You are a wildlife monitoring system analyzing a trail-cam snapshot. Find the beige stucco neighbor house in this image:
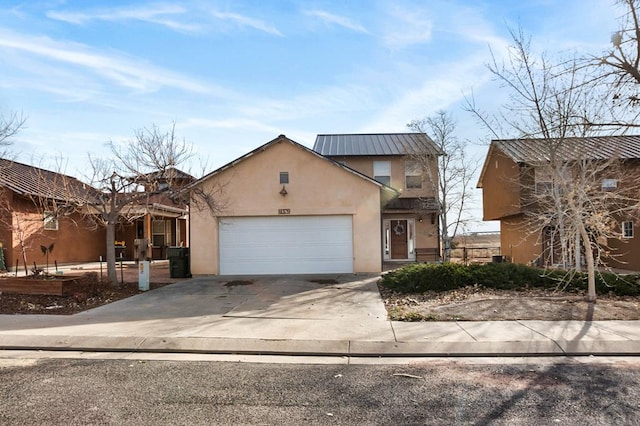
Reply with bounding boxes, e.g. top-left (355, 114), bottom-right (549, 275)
top-left (188, 135), bottom-right (398, 275)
